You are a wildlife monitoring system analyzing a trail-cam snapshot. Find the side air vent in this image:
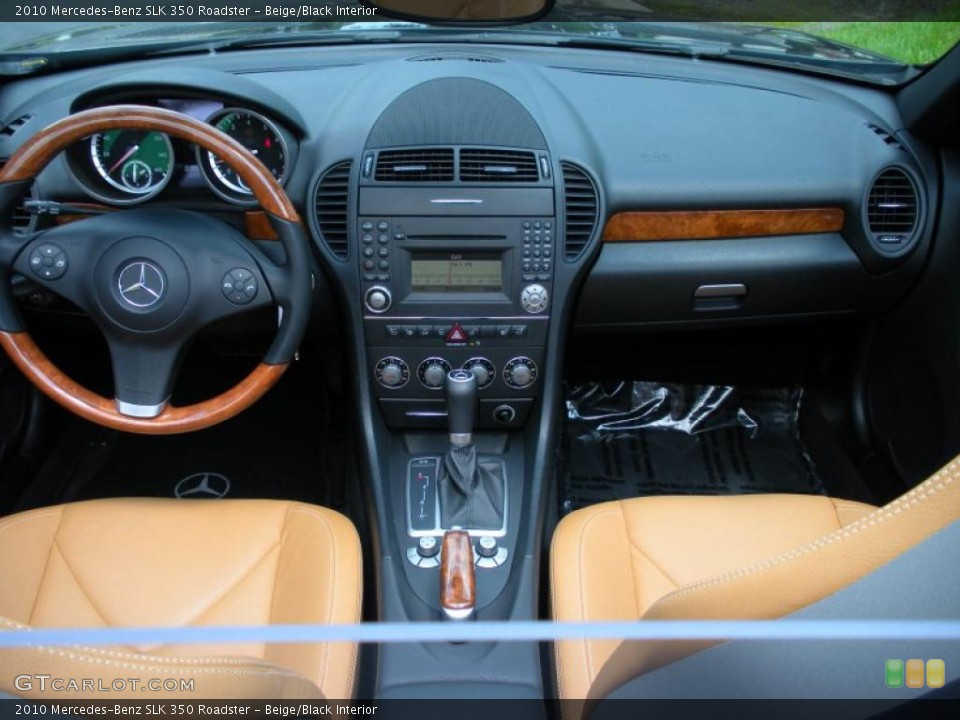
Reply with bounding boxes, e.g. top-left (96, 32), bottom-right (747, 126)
top-left (11, 194), bottom-right (33, 234)
top-left (561, 162), bottom-right (599, 261)
top-left (375, 149), bottom-right (454, 182)
top-left (313, 161), bottom-right (352, 260)
top-left (0, 114), bottom-right (32, 138)
top-left (460, 149), bottom-right (539, 182)
top-left (866, 123), bottom-right (903, 151)
top-left (866, 167), bottom-right (919, 249)
top-left (406, 53), bottom-right (503, 63)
